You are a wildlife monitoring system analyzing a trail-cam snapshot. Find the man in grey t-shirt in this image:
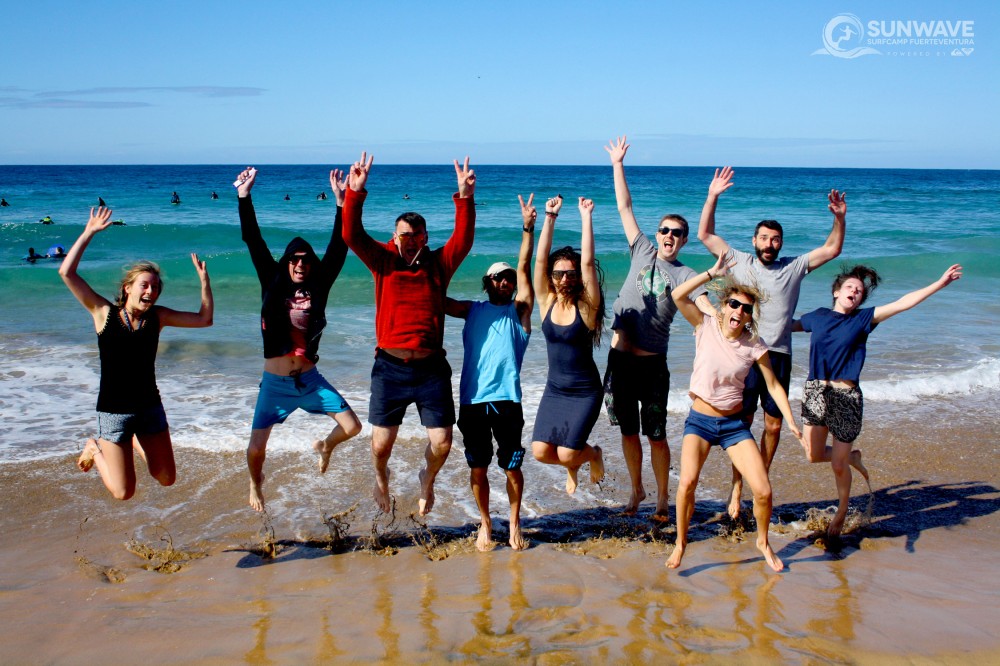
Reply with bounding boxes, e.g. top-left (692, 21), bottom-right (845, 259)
top-left (603, 136), bottom-right (710, 520)
top-left (698, 166), bottom-right (846, 520)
